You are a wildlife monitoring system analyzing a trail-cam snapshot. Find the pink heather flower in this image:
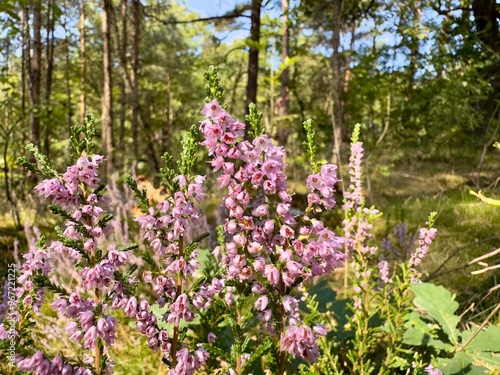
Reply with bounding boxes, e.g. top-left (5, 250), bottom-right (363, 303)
top-left (166, 293), bottom-right (194, 325)
top-left (207, 332), bottom-right (217, 344)
top-left (264, 265), bottom-right (280, 286)
top-left (262, 159), bottom-right (282, 180)
top-left (280, 225), bottom-right (295, 239)
top-left (263, 180), bottom-right (277, 194)
top-left (252, 135), bottom-right (273, 153)
top-left (282, 296), bottom-right (299, 314)
top-left (201, 99), bottom-right (223, 118)
top-left (306, 174), bottom-right (322, 190)
top-left (313, 324), bottom-right (327, 336)
top-left (425, 365), bottom-right (443, 375)
top-left (280, 325), bottom-right (319, 362)
top-left (354, 297), bottom-right (362, 310)
top-left (255, 295), bottom-right (269, 311)
top-left (83, 326), bottom-right (97, 349)
top-left (124, 296), bottom-right (138, 317)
